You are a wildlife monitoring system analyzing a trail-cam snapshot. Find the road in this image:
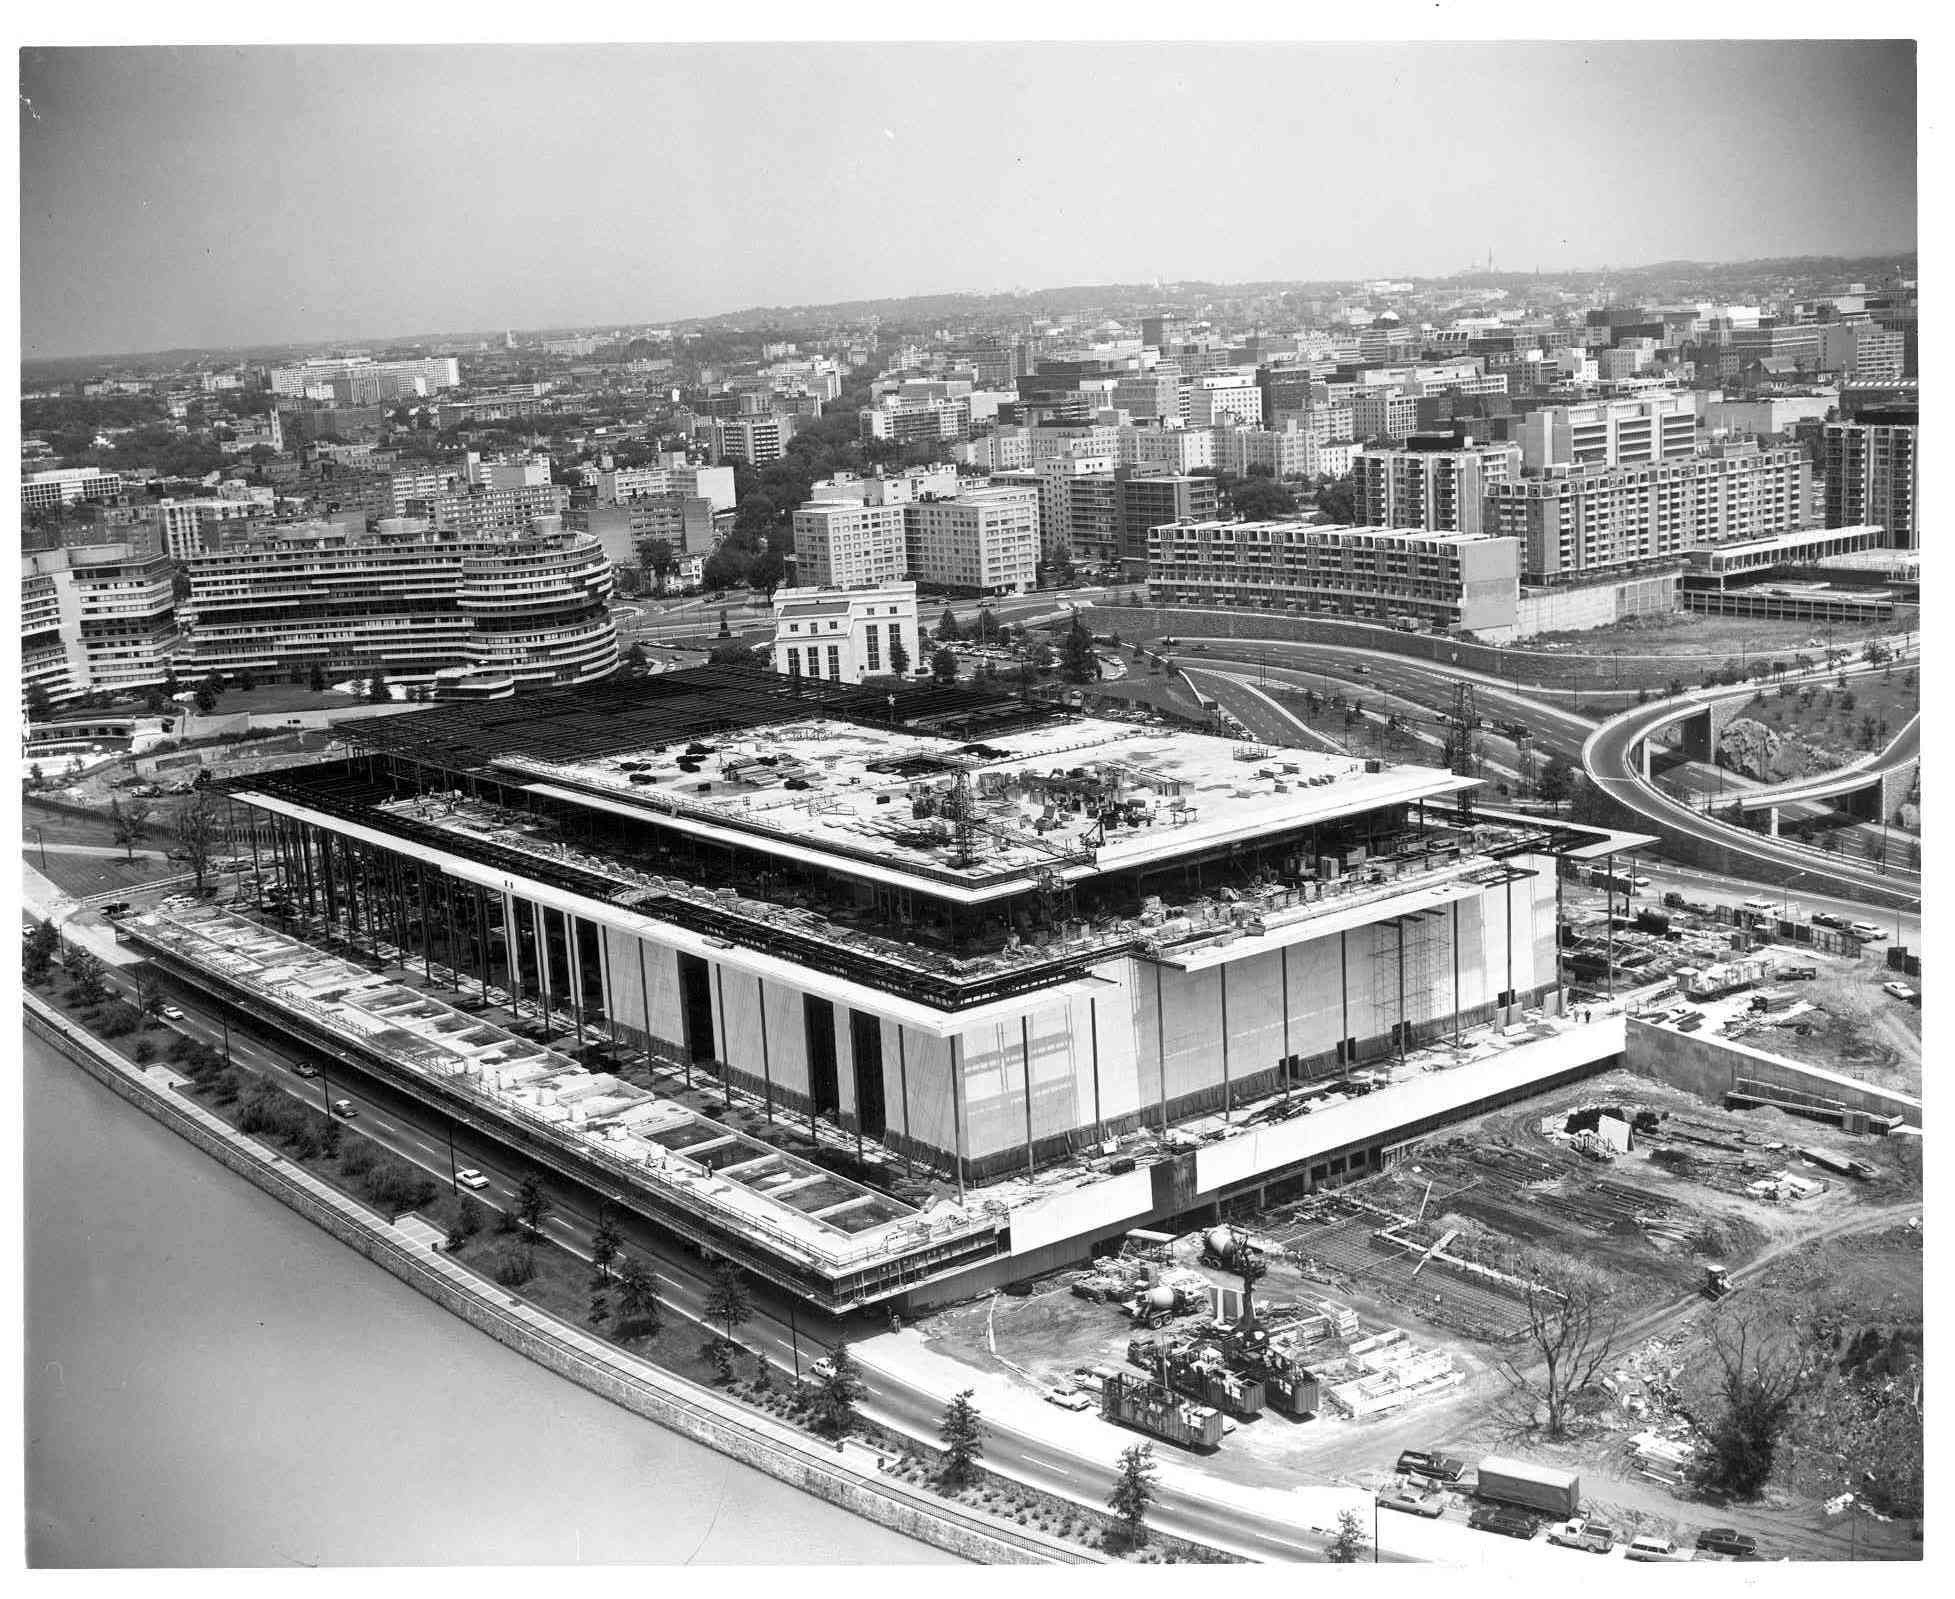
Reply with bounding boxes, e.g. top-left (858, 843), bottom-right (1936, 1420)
top-left (1582, 675), bottom-right (1920, 912)
top-left (1722, 713), bottom-right (1920, 813)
